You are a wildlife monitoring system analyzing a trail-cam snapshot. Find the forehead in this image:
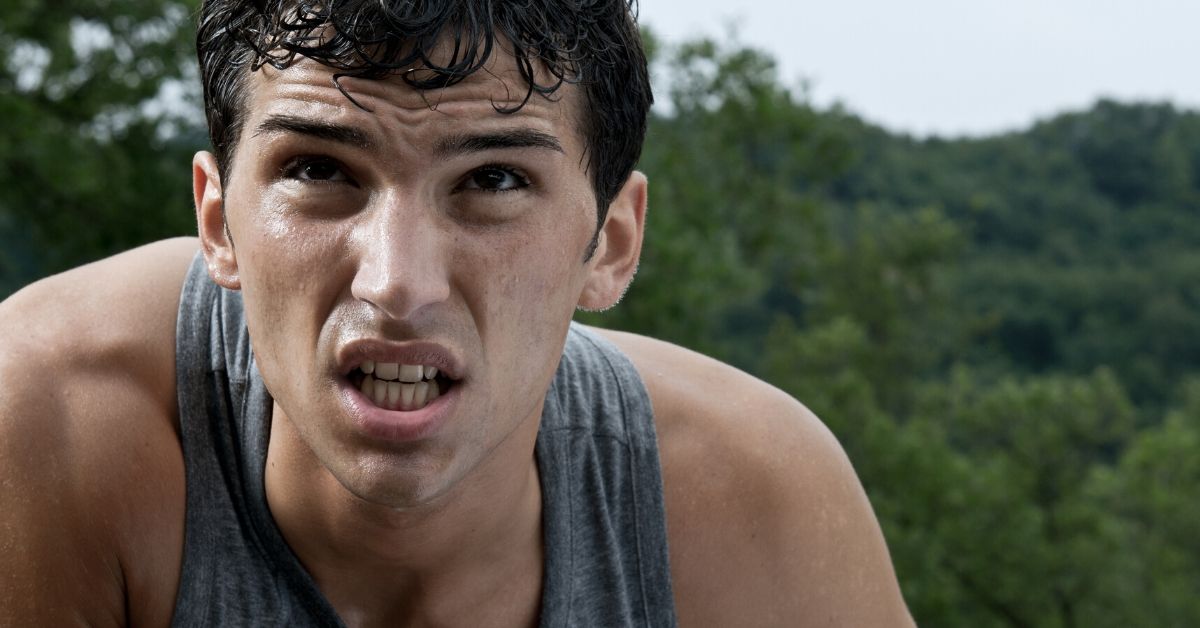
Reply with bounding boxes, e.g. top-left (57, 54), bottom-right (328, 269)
top-left (240, 48), bottom-right (585, 150)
